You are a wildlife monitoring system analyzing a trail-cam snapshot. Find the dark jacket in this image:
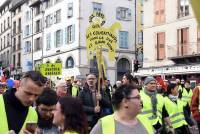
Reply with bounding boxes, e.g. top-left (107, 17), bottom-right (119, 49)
top-left (78, 87), bottom-right (111, 128)
top-left (3, 88), bottom-right (29, 133)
